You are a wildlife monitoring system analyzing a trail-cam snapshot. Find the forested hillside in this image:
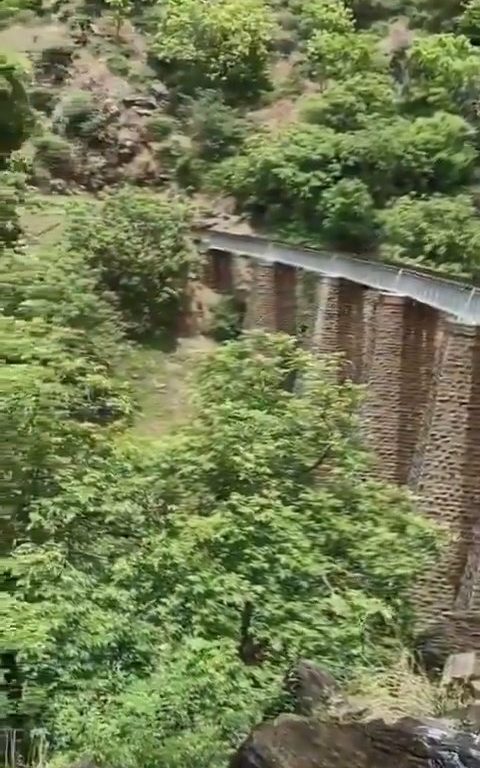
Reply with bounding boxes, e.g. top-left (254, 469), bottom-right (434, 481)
top-left (0, 1), bottom-right (473, 766)
top-left (3, 0), bottom-right (480, 273)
